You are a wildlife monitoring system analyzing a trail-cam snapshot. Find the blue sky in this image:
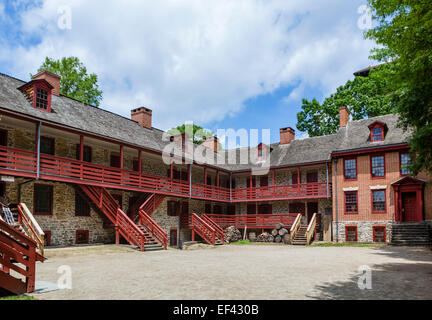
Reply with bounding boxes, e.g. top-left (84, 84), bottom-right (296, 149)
top-left (0, 0), bottom-right (376, 146)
